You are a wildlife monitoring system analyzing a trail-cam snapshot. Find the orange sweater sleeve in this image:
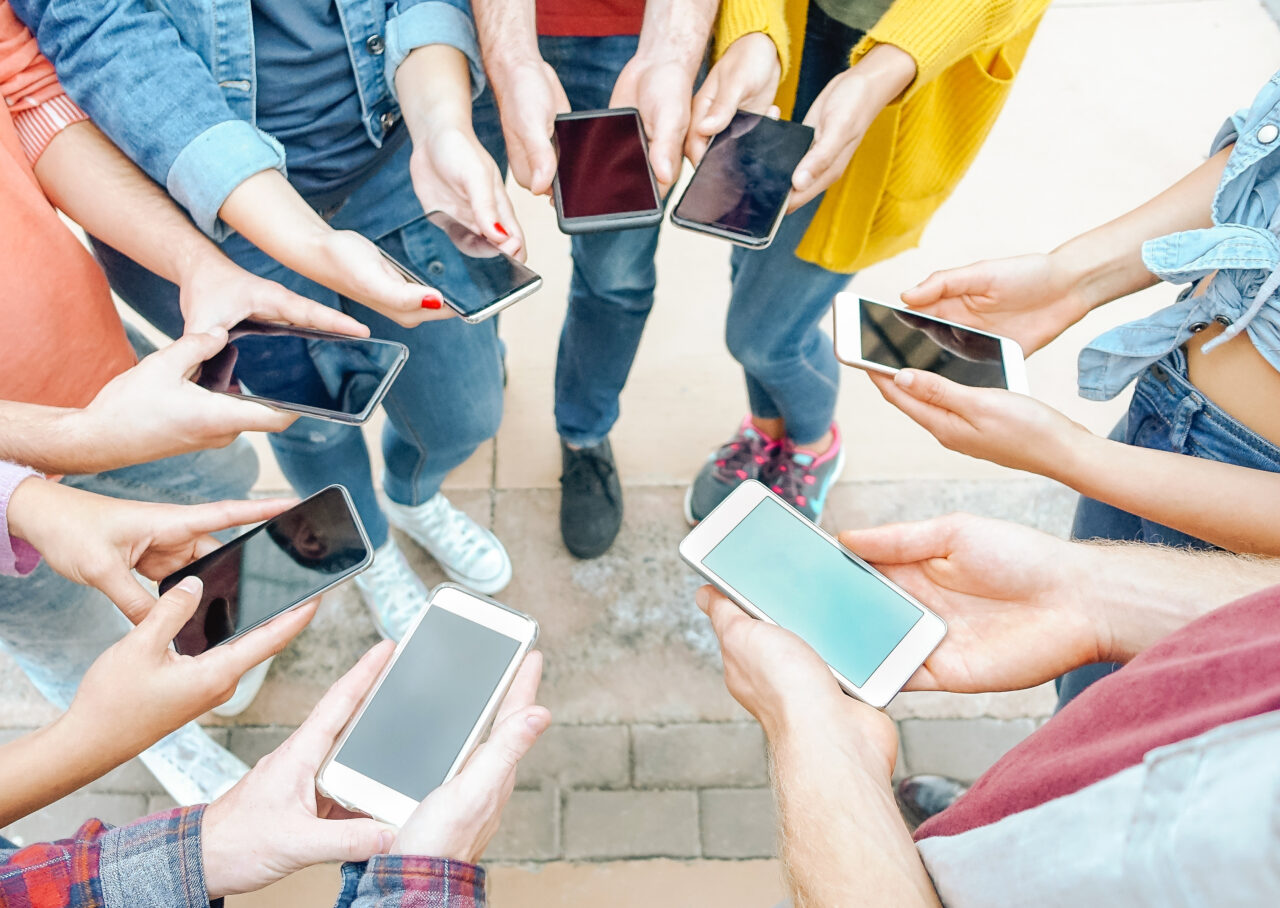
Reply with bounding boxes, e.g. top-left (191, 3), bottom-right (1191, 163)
top-left (0, 0), bottom-right (87, 162)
